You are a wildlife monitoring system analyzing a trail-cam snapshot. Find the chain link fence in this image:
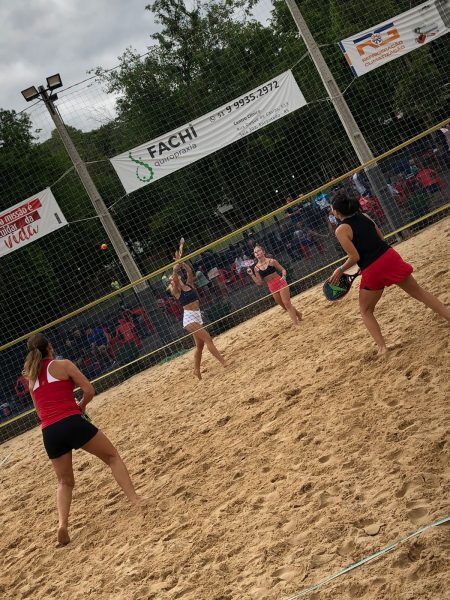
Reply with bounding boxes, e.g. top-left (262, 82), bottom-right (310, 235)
top-left (1, 0), bottom-right (449, 441)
